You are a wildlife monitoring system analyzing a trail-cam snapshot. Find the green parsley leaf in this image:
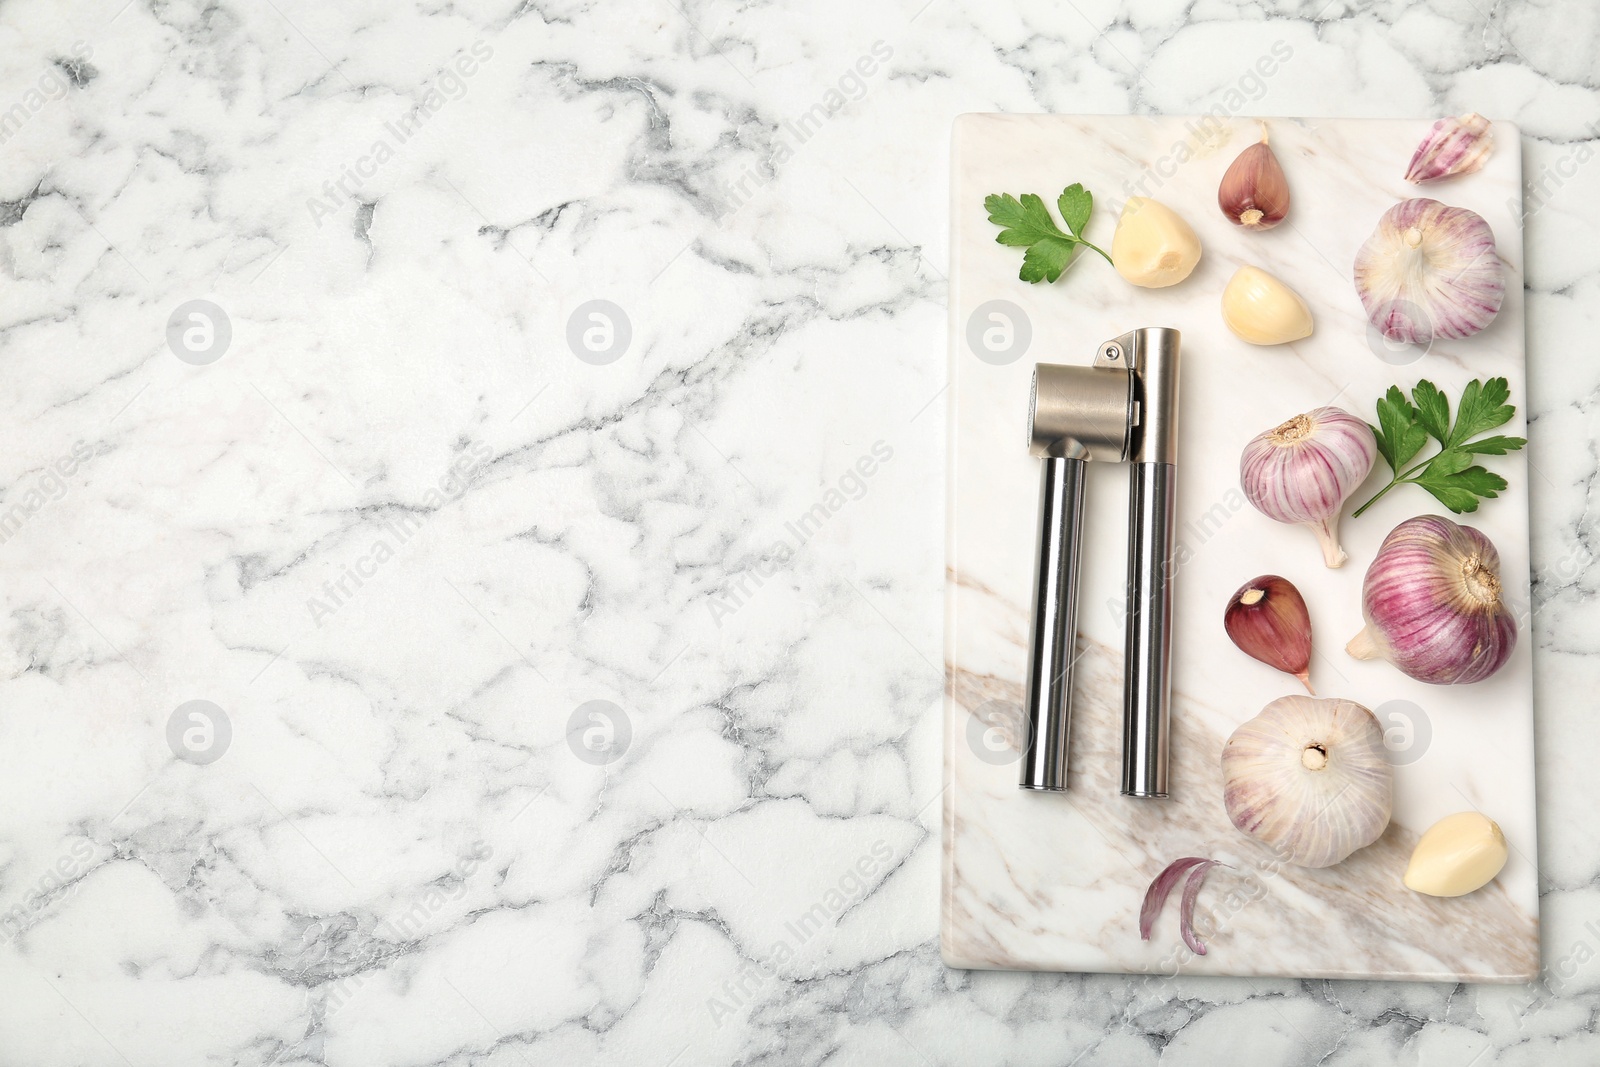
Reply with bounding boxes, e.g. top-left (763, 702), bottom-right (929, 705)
top-left (1019, 237), bottom-right (1078, 283)
top-left (1421, 449), bottom-right (1473, 478)
top-left (1414, 465), bottom-right (1508, 513)
top-left (1371, 386), bottom-right (1428, 471)
top-left (1353, 377), bottom-right (1527, 518)
top-left (1411, 380), bottom-right (1450, 444)
top-left (1449, 376), bottom-right (1516, 447)
top-left (985, 193), bottom-right (1065, 247)
top-left (1057, 183), bottom-right (1092, 236)
top-left (983, 185), bottom-right (1113, 283)
top-left (1458, 434), bottom-right (1528, 456)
